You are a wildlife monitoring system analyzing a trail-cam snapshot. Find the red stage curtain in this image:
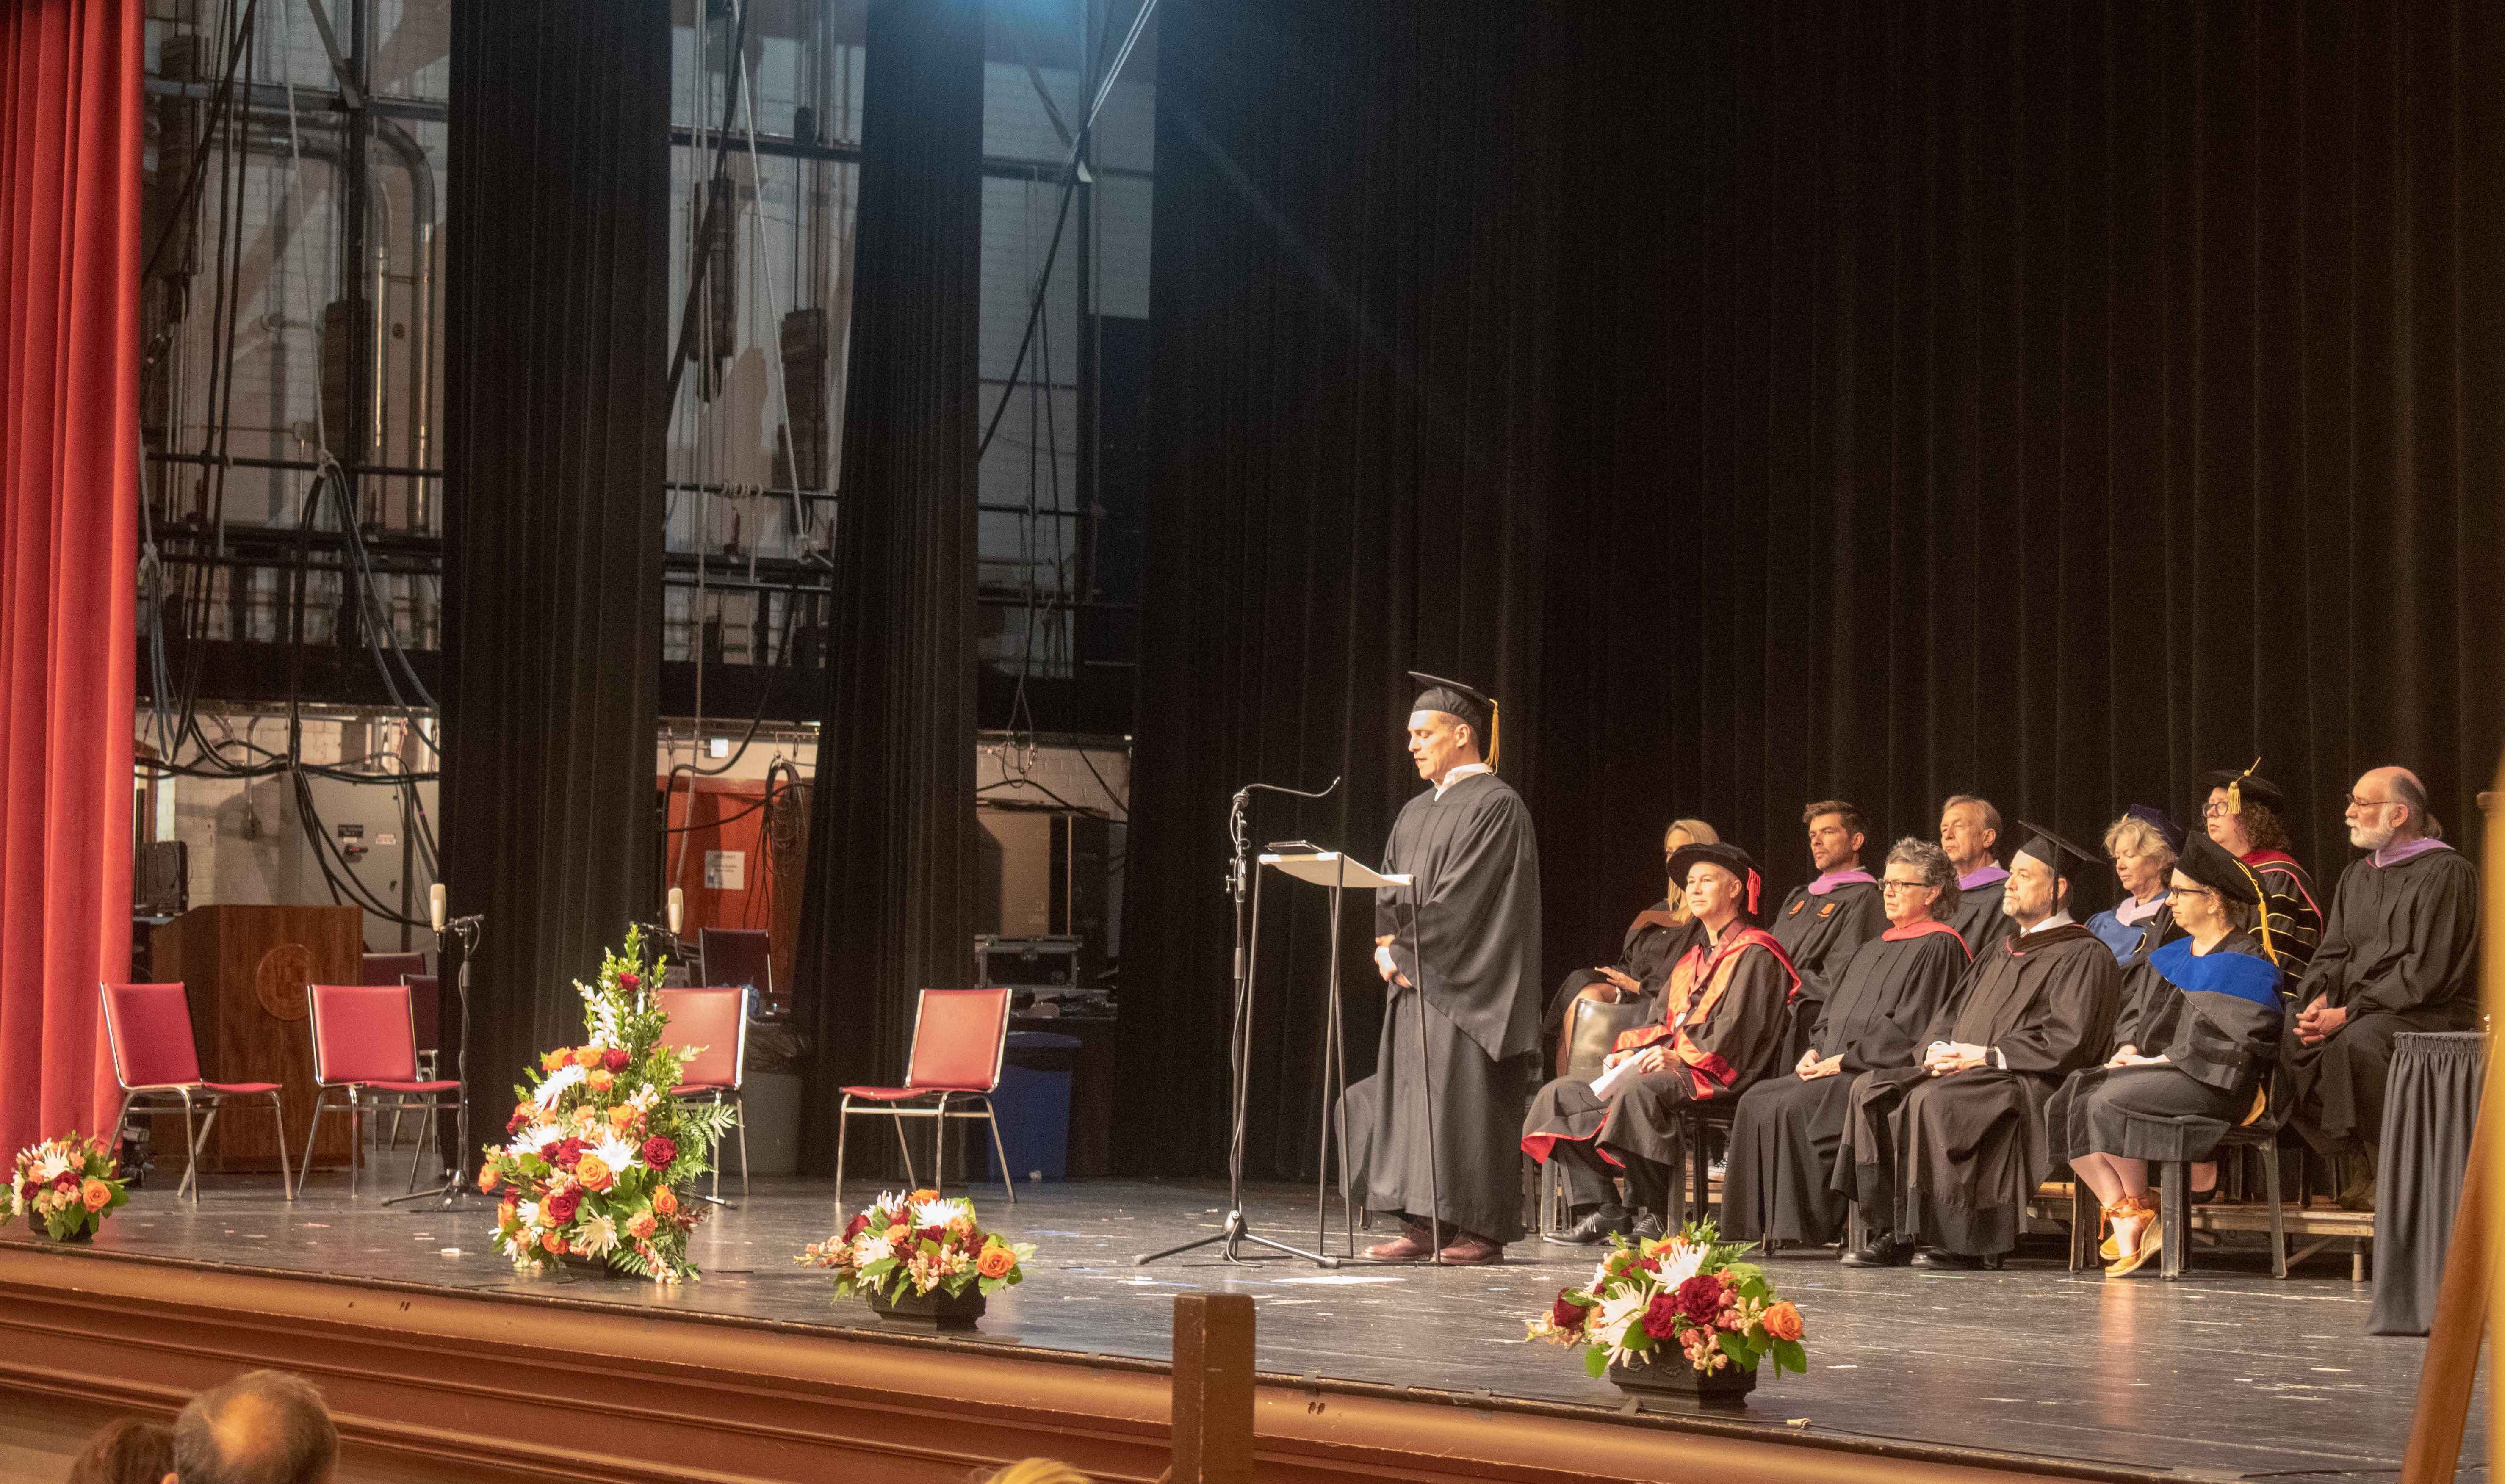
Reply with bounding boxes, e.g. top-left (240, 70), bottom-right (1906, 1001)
top-left (0, 0), bottom-right (142, 1156)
